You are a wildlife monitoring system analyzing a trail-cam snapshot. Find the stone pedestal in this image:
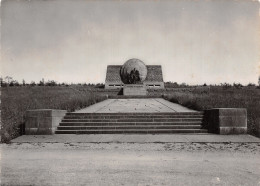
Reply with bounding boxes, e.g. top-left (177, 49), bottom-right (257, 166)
top-left (204, 108), bottom-right (247, 134)
top-left (25, 109), bottom-right (67, 135)
top-left (123, 84), bottom-right (147, 96)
